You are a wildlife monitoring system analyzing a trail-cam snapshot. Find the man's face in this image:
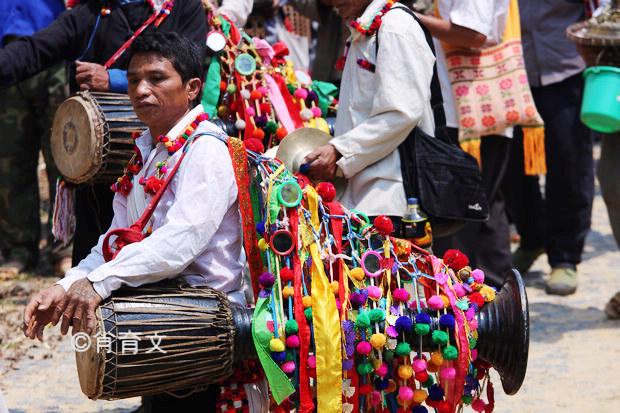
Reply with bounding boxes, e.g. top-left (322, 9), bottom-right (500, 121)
top-left (333, 0), bottom-right (371, 21)
top-left (127, 52), bottom-right (200, 133)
